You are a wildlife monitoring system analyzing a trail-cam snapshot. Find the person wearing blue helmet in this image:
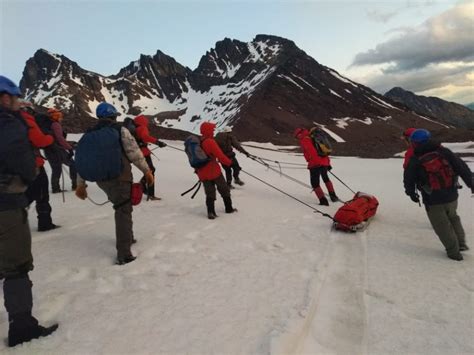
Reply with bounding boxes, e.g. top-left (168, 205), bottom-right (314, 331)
top-left (0, 76), bottom-right (58, 346)
top-left (404, 128), bottom-right (473, 261)
top-left (75, 102), bottom-right (154, 265)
